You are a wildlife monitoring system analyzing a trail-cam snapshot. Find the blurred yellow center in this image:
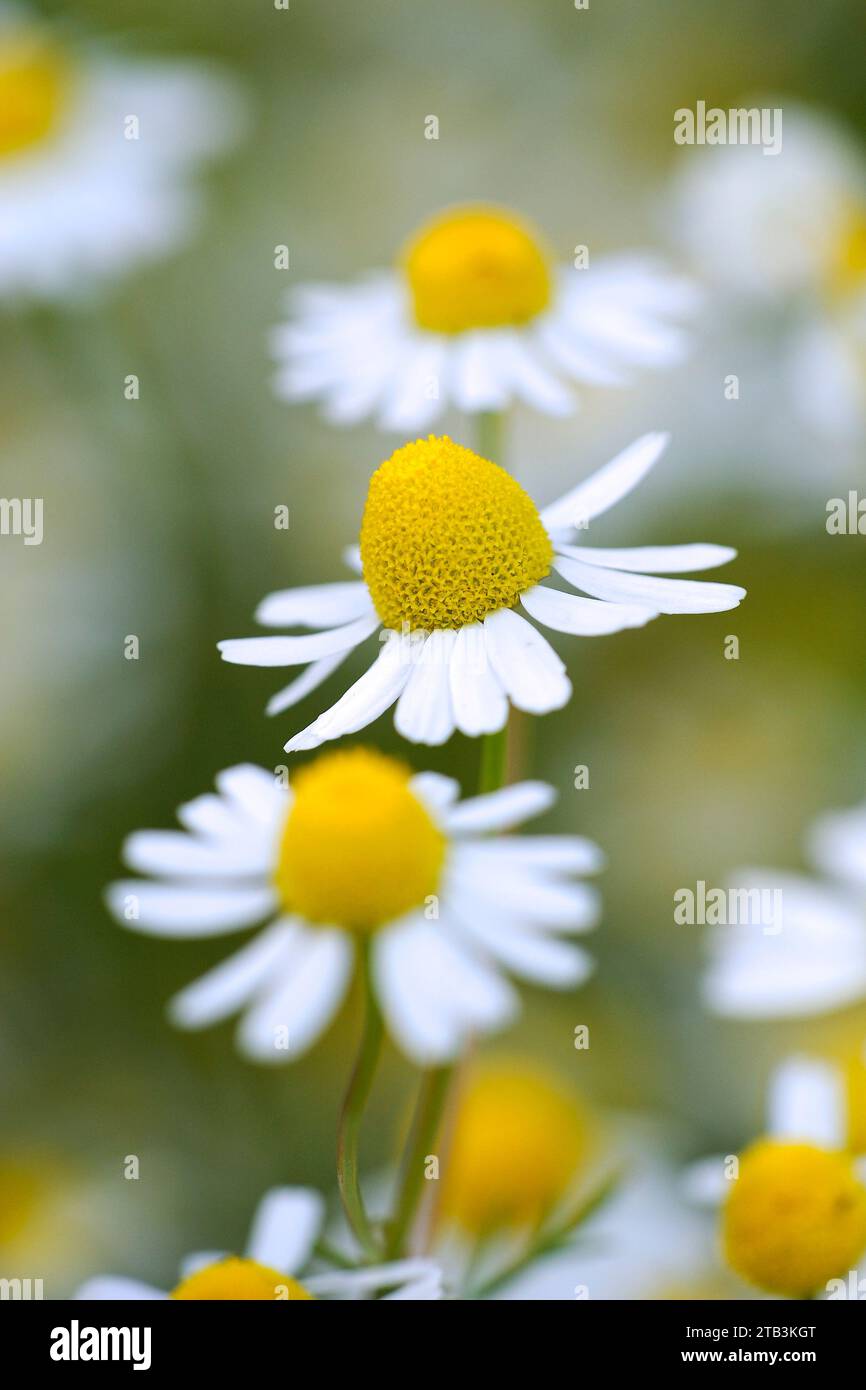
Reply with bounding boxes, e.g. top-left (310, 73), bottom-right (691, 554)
top-left (0, 1162), bottom-right (43, 1244)
top-left (439, 1063), bottom-right (588, 1233)
top-left (403, 206), bottom-right (552, 333)
top-left (172, 1256), bottom-right (312, 1300)
top-left (722, 1139), bottom-right (866, 1298)
top-left (275, 748), bottom-right (446, 930)
top-left (360, 437), bottom-right (552, 631)
top-left (0, 35), bottom-right (68, 159)
top-left (830, 208), bottom-right (866, 297)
